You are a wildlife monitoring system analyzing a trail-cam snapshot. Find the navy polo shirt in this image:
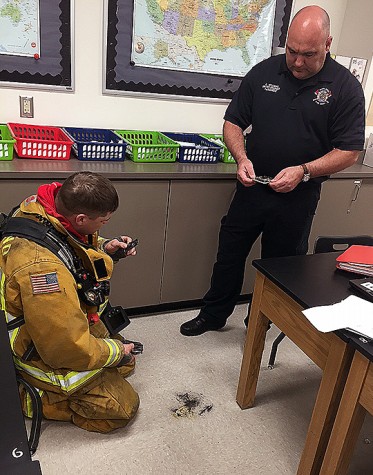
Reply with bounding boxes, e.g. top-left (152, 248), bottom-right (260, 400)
top-left (224, 53), bottom-right (365, 179)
